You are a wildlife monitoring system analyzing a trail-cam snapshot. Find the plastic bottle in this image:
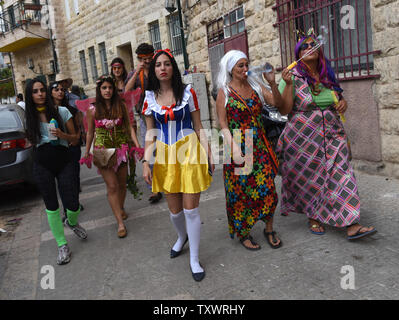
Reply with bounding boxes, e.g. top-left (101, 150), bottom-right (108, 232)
top-left (246, 62), bottom-right (274, 78)
top-left (49, 118), bottom-right (59, 145)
